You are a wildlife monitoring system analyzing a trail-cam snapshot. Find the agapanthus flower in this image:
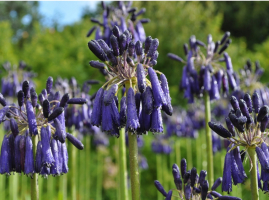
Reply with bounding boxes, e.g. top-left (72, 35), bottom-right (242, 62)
top-left (168, 32), bottom-right (238, 103)
top-left (88, 25), bottom-right (172, 136)
top-left (87, 1), bottom-right (150, 43)
top-left (0, 77), bottom-right (86, 178)
top-left (209, 92), bottom-right (269, 192)
top-left (1, 61), bottom-right (36, 100)
top-left (154, 158), bottom-right (241, 200)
